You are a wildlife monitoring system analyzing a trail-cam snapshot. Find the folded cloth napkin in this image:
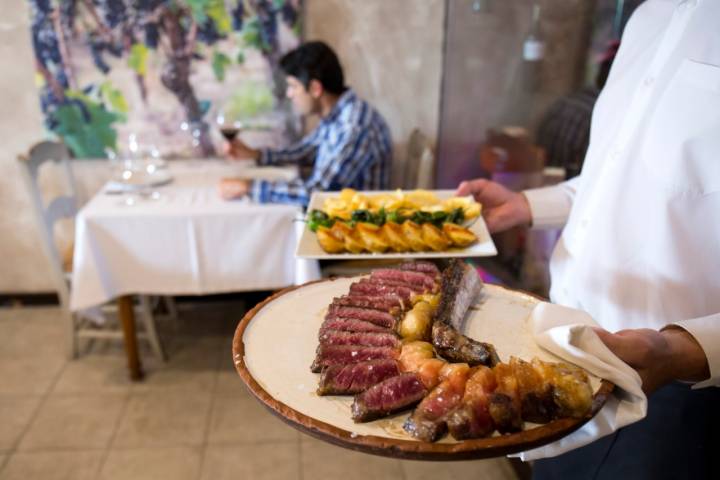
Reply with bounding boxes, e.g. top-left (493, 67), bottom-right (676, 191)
top-left (513, 302), bottom-right (647, 461)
